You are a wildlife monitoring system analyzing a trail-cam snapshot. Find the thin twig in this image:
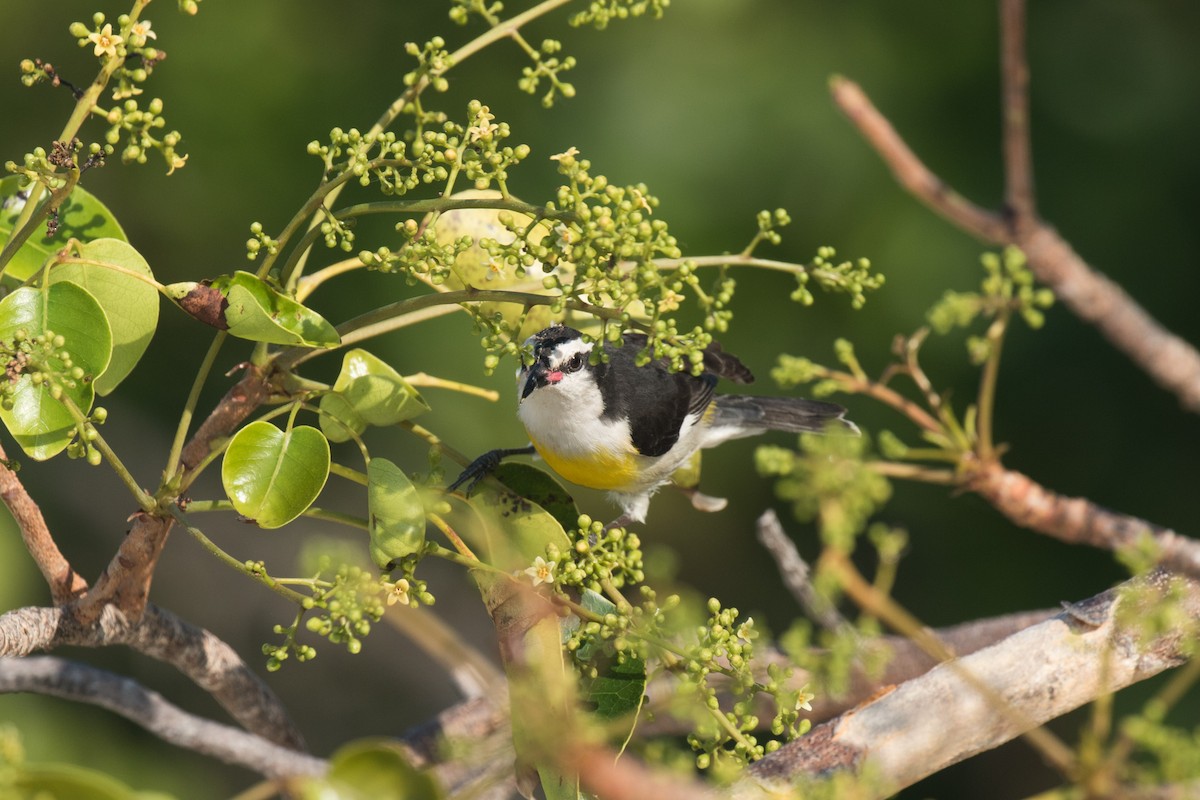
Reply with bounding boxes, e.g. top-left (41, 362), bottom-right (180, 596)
top-left (755, 510), bottom-right (848, 631)
top-left (999, 0), bottom-right (1036, 226)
